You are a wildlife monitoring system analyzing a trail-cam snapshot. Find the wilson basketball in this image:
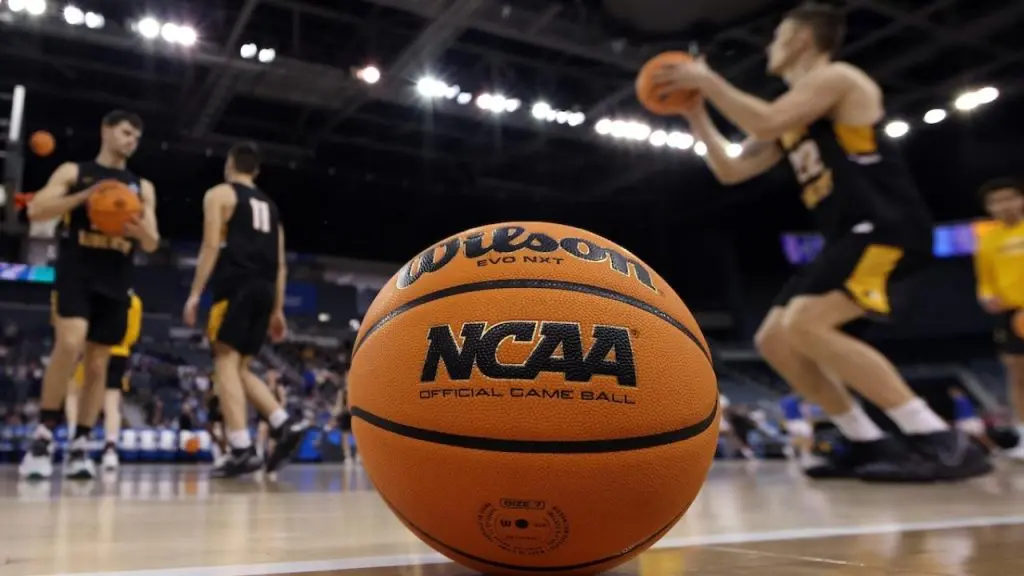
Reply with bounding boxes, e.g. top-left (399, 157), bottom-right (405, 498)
top-left (349, 222), bottom-right (719, 575)
top-left (635, 51), bottom-right (702, 116)
top-left (87, 179), bottom-right (142, 236)
top-left (29, 130), bottom-right (56, 157)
